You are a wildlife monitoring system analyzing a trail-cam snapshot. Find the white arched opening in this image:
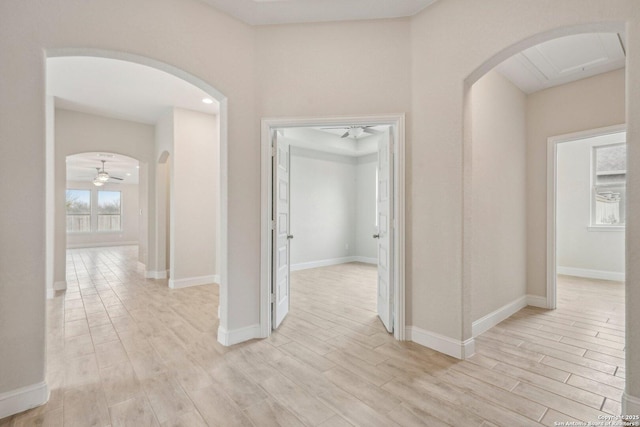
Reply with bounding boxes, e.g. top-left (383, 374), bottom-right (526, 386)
top-left (44, 49), bottom-right (228, 342)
